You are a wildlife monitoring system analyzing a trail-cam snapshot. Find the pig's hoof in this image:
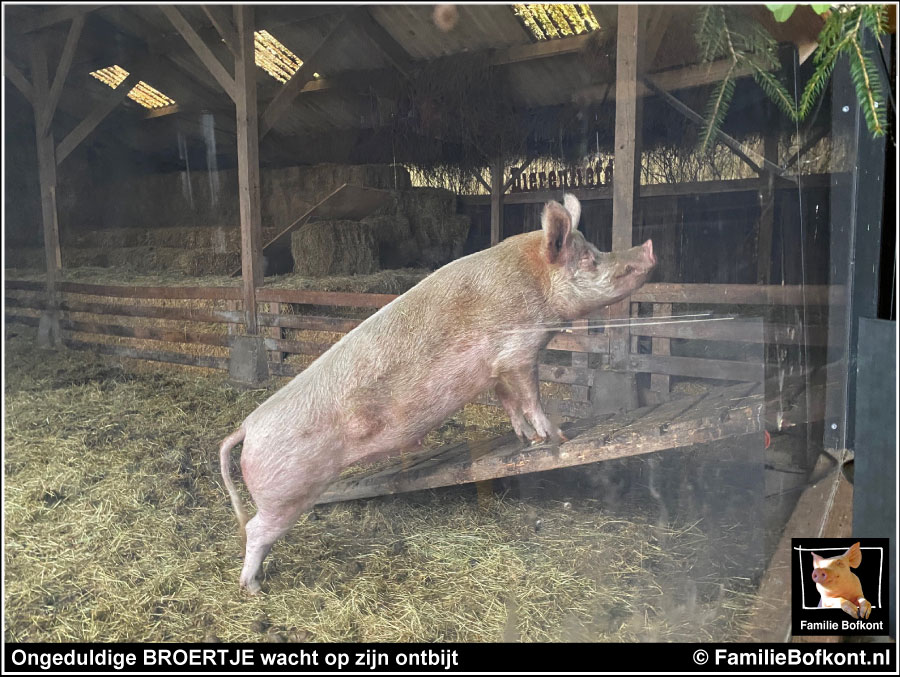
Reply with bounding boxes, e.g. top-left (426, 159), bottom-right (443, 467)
top-left (241, 579), bottom-right (262, 596)
top-left (859, 599), bottom-right (872, 619)
top-left (840, 600), bottom-right (858, 618)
